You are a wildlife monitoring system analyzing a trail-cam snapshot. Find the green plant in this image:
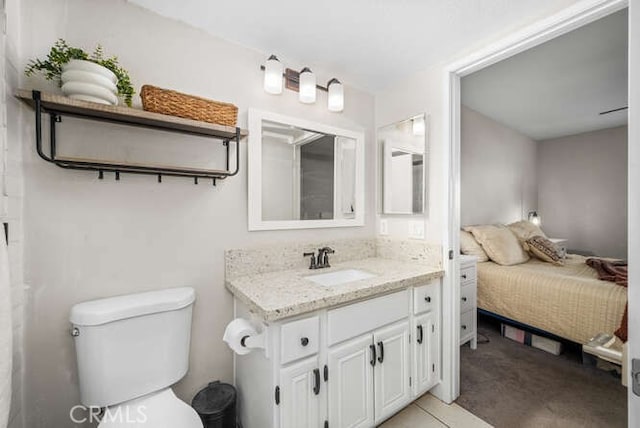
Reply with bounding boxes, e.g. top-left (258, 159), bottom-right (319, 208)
top-left (25, 39), bottom-right (135, 107)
